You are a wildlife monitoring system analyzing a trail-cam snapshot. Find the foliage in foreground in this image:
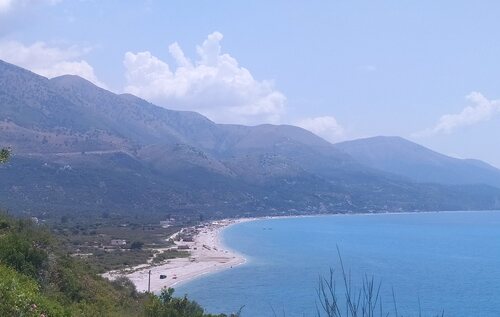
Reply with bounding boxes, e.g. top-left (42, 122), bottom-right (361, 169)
top-left (0, 213), bottom-right (141, 316)
top-left (0, 264), bottom-right (66, 317)
top-left (316, 248), bottom-right (444, 317)
top-left (0, 213), bottom-right (236, 317)
top-left (144, 288), bottom-right (240, 317)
